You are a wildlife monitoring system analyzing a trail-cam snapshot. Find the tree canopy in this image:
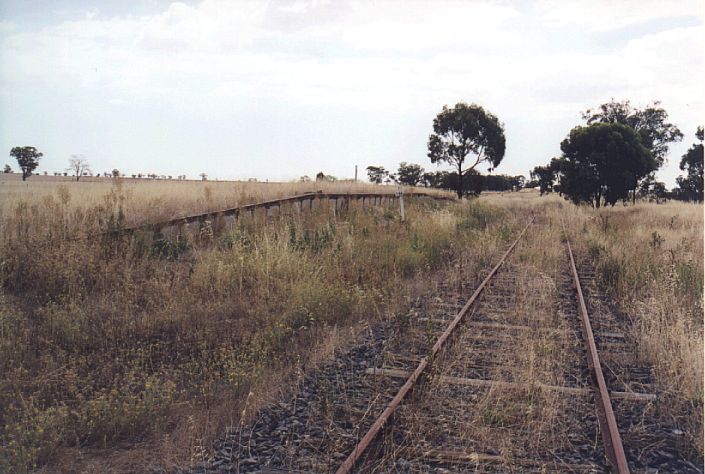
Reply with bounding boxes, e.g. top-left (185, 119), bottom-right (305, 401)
top-left (427, 102), bottom-right (506, 198)
top-left (530, 160), bottom-right (560, 195)
top-left (582, 99), bottom-right (682, 168)
top-left (10, 146), bottom-right (43, 181)
top-left (396, 162), bottom-right (424, 186)
top-left (315, 172), bottom-right (336, 182)
top-left (420, 170), bottom-right (523, 195)
top-left (366, 166), bottom-right (388, 184)
top-left (551, 123), bottom-right (657, 207)
top-left (676, 126), bottom-right (704, 201)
